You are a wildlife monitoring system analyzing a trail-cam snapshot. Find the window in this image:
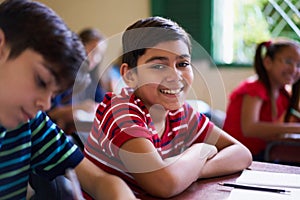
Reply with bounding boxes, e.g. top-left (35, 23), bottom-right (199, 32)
top-left (213, 0), bottom-right (300, 65)
top-left (152, 0), bottom-right (300, 66)
top-left (151, 0), bottom-right (212, 61)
